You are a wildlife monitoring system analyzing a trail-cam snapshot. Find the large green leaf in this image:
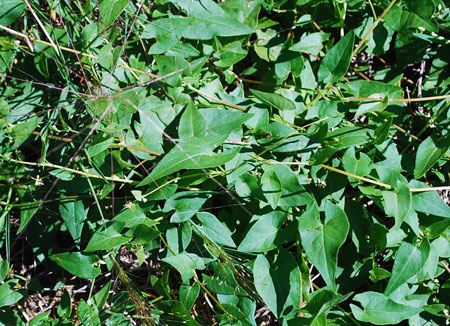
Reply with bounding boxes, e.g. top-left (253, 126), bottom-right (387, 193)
top-left (414, 134), bottom-right (450, 179)
top-left (0, 0), bottom-right (25, 25)
top-left (99, 0), bottom-right (129, 27)
top-left (318, 31), bottom-right (355, 84)
top-left (299, 201), bottom-right (349, 291)
top-left (249, 89), bottom-right (296, 111)
top-left (238, 211), bottom-right (287, 252)
top-left (253, 249), bottom-right (302, 318)
top-left (410, 181), bottom-right (450, 218)
top-left (384, 240), bottom-right (430, 295)
top-left (145, 16), bottom-right (254, 41)
top-left (139, 136), bottom-right (239, 184)
top-left (351, 291), bottom-right (422, 325)
top-left (50, 252), bottom-right (101, 279)
top-left (195, 212), bottom-right (235, 247)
